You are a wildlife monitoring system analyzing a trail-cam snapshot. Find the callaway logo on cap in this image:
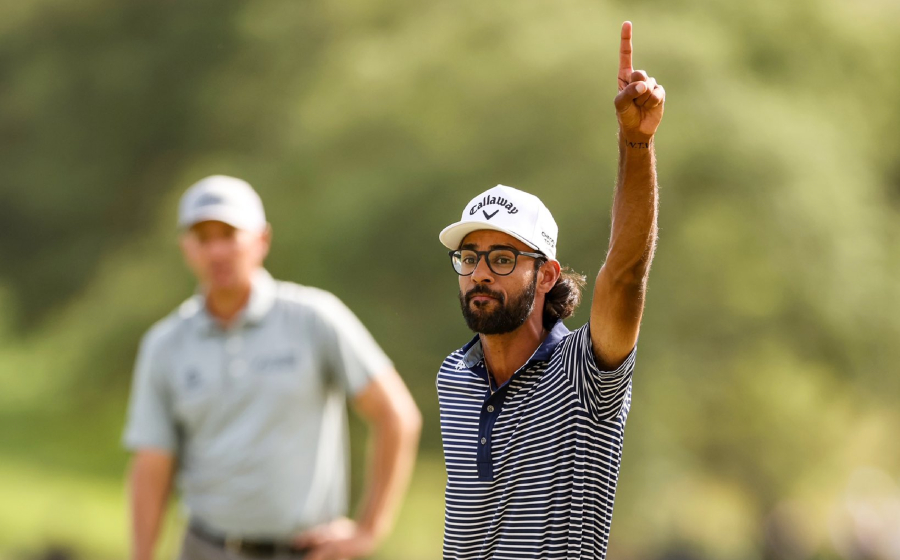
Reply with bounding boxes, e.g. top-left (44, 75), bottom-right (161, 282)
top-left (439, 185), bottom-right (559, 260)
top-left (178, 175), bottom-right (267, 232)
